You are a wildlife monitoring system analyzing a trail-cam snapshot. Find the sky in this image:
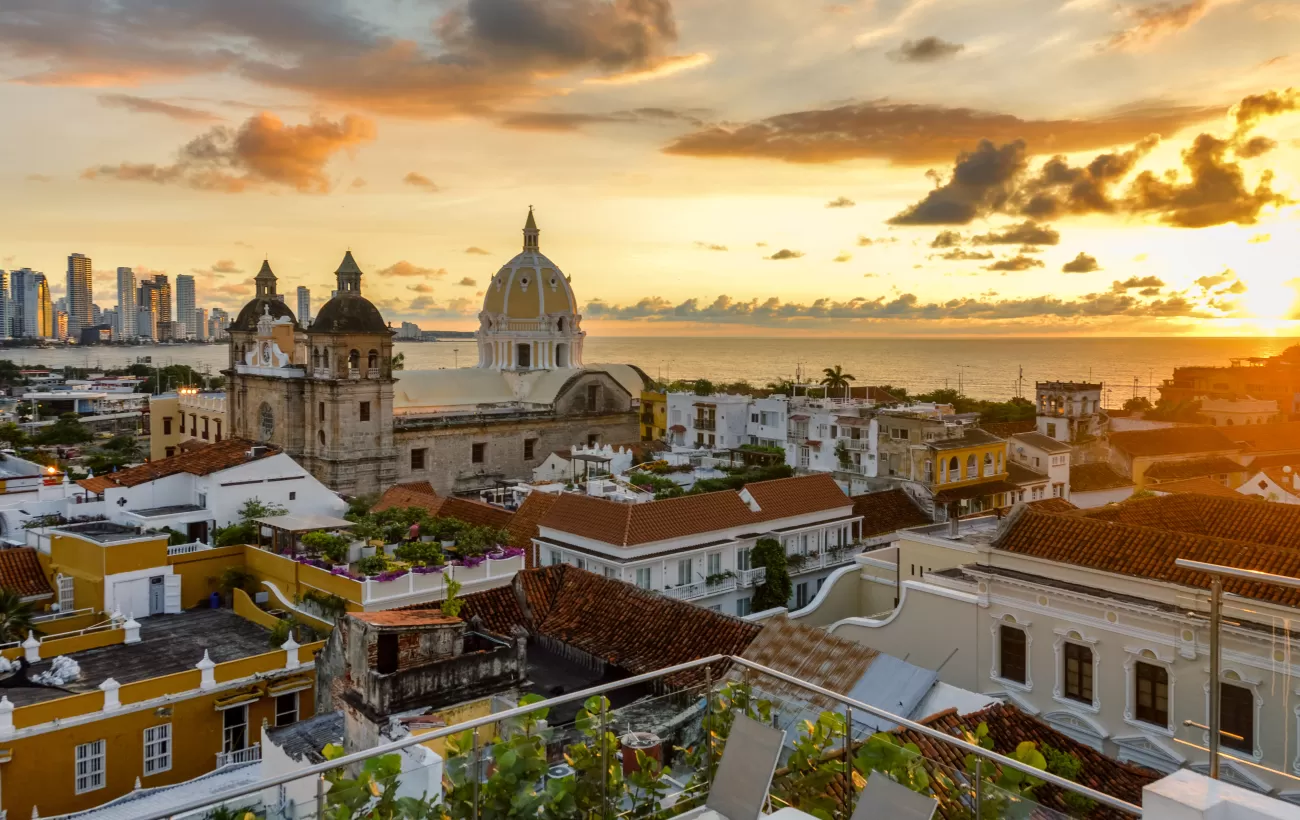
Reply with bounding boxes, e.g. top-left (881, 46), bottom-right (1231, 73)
top-left (1, 0), bottom-right (1298, 337)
